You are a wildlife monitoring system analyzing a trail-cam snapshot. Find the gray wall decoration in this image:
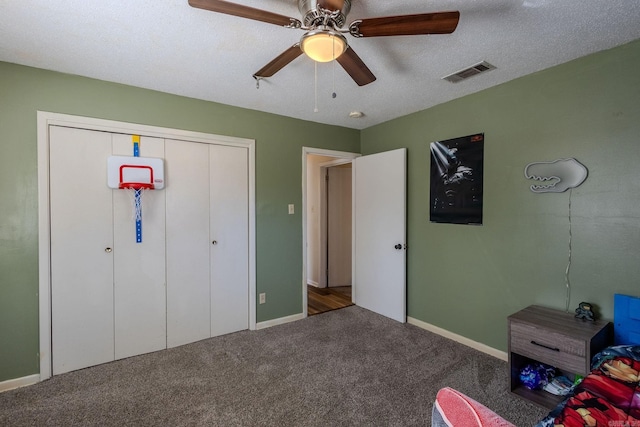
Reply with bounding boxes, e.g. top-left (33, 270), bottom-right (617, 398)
top-left (524, 158), bottom-right (588, 193)
top-left (524, 158), bottom-right (588, 313)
